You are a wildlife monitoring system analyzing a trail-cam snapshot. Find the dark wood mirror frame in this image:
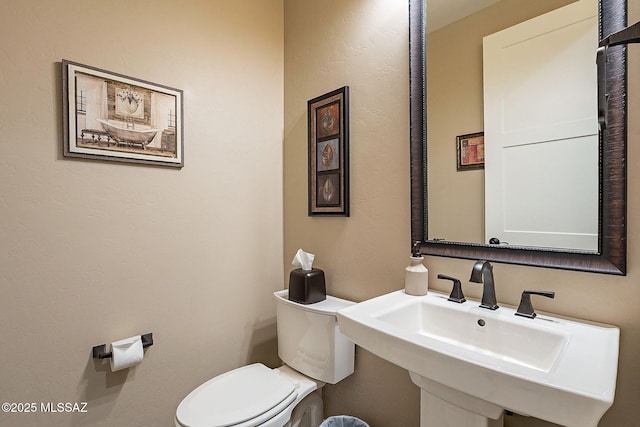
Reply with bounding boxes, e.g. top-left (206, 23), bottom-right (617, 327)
top-left (409, 0), bottom-right (627, 275)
